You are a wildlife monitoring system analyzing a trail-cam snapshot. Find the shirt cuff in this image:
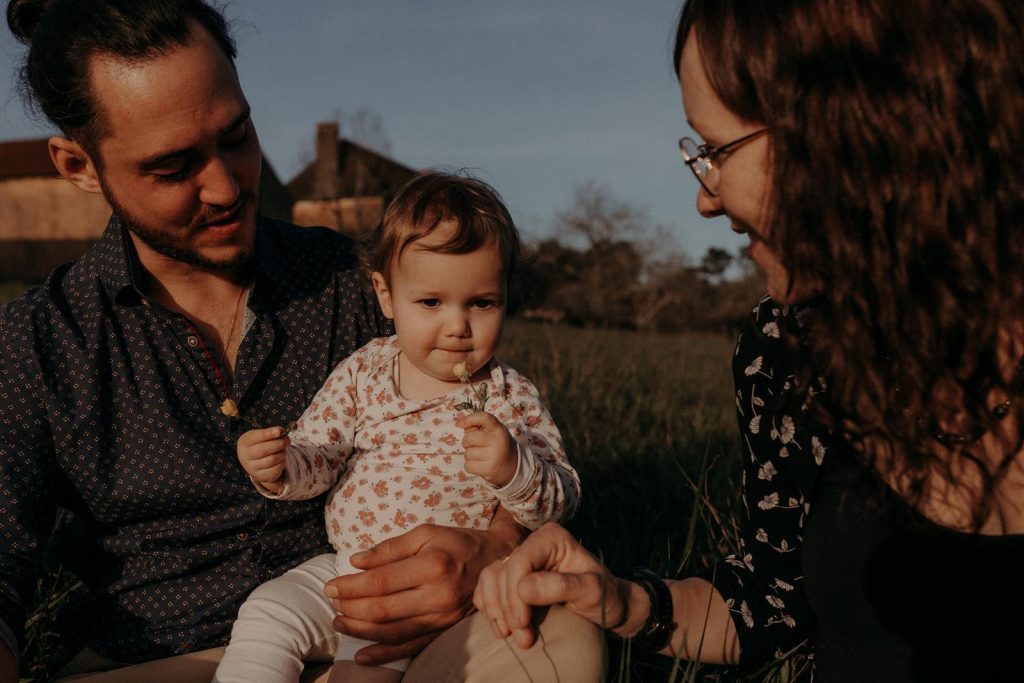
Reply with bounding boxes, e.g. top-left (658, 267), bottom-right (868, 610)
top-left (491, 441), bottom-right (538, 504)
top-left (251, 475), bottom-right (290, 498)
top-left (0, 618), bottom-right (18, 667)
